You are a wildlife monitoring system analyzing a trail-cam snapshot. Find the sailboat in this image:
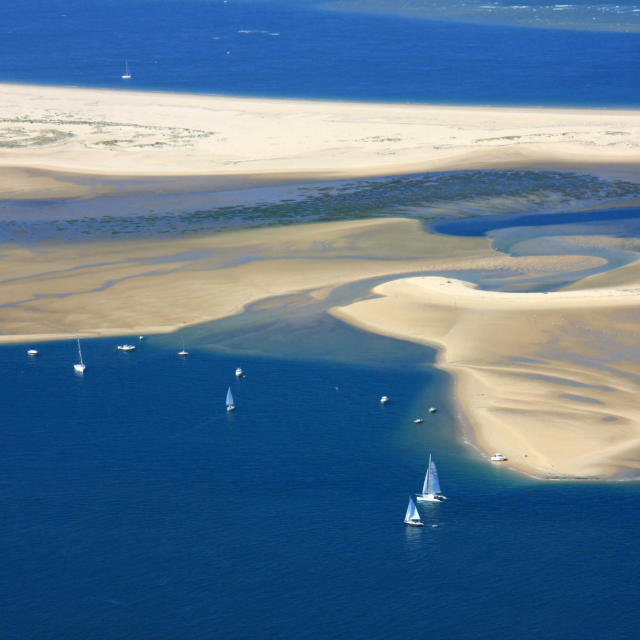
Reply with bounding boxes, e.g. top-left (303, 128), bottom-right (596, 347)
top-left (416, 453), bottom-right (446, 502)
top-left (226, 387), bottom-right (235, 412)
top-left (404, 497), bottom-right (424, 527)
top-left (121, 61), bottom-right (132, 80)
top-left (178, 339), bottom-right (189, 357)
top-left (74, 338), bottom-right (86, 374)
